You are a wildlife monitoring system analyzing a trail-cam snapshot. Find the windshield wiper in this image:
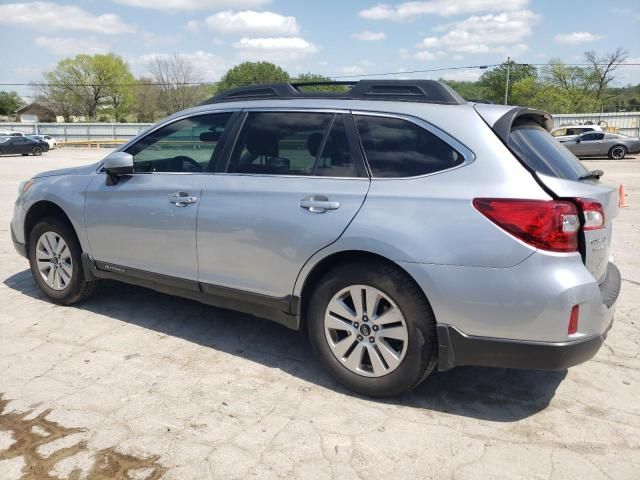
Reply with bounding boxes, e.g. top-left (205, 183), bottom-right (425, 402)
top-left (579, 169), bottom-right (604, 181)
